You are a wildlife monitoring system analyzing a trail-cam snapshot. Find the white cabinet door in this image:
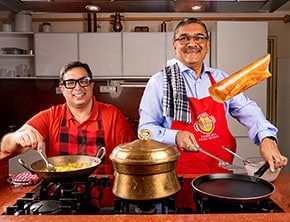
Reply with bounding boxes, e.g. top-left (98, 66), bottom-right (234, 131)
top-left (35, 33), bottom-right (78, 77)
top-left (79, 33), bottom-right (122, 78)
top-left (211, 21), bottom-right (268, 137)
top-left (123, 32), bottom-right (166, 77)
